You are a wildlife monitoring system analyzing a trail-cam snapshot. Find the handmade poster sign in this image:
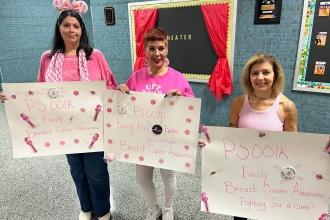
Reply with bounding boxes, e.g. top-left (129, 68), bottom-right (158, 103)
top-left (103, 90), bottom-right (201, 173)
top-left (201, 126), bottom-right (330, 220)
top-left (2, 81), bottom-right (106, 158)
